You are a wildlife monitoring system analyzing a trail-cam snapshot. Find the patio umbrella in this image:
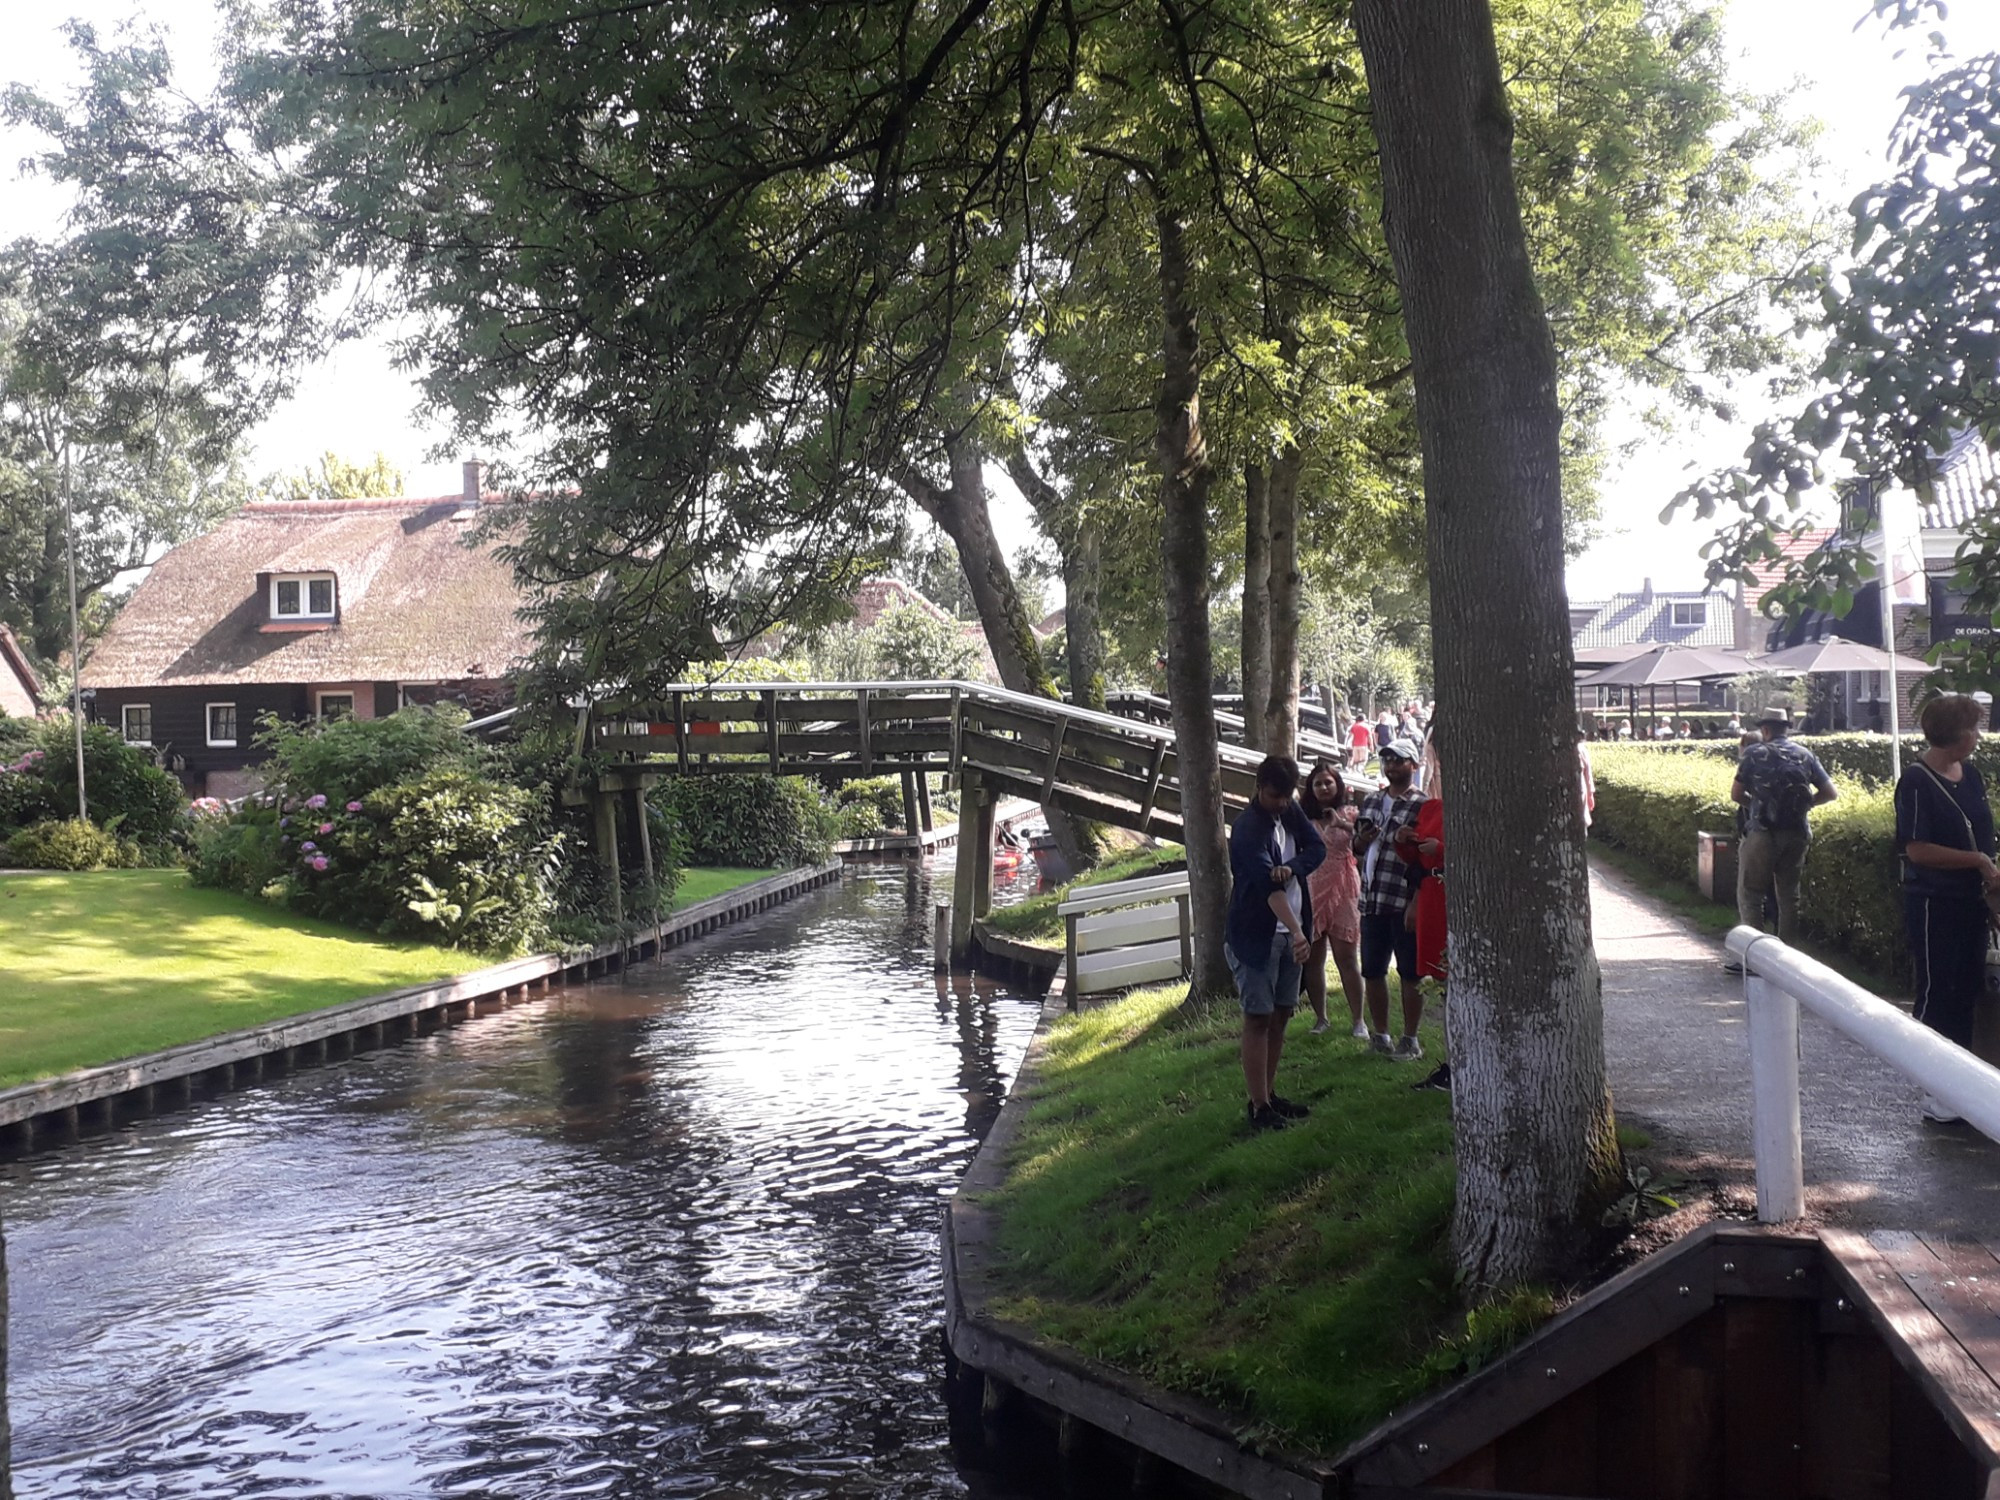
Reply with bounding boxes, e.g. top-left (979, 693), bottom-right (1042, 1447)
top-left (1756, 639), bottom-right (1936, 676)
top-left (1571, 642), bottom-right (1652, 670)
top-left (1576, 645), bottom-right (1754, 734)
